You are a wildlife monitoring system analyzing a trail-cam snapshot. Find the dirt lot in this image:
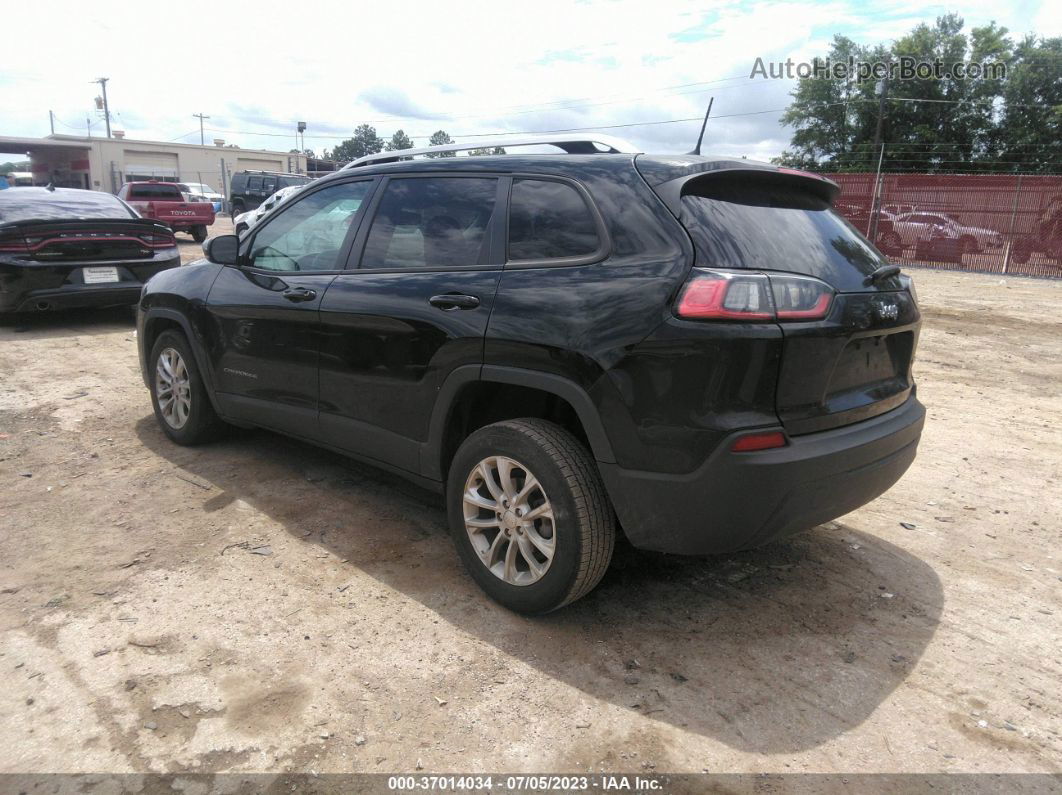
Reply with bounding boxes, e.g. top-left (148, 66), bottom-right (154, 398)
top-left (1, 227), bottom-right (1060, 776)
